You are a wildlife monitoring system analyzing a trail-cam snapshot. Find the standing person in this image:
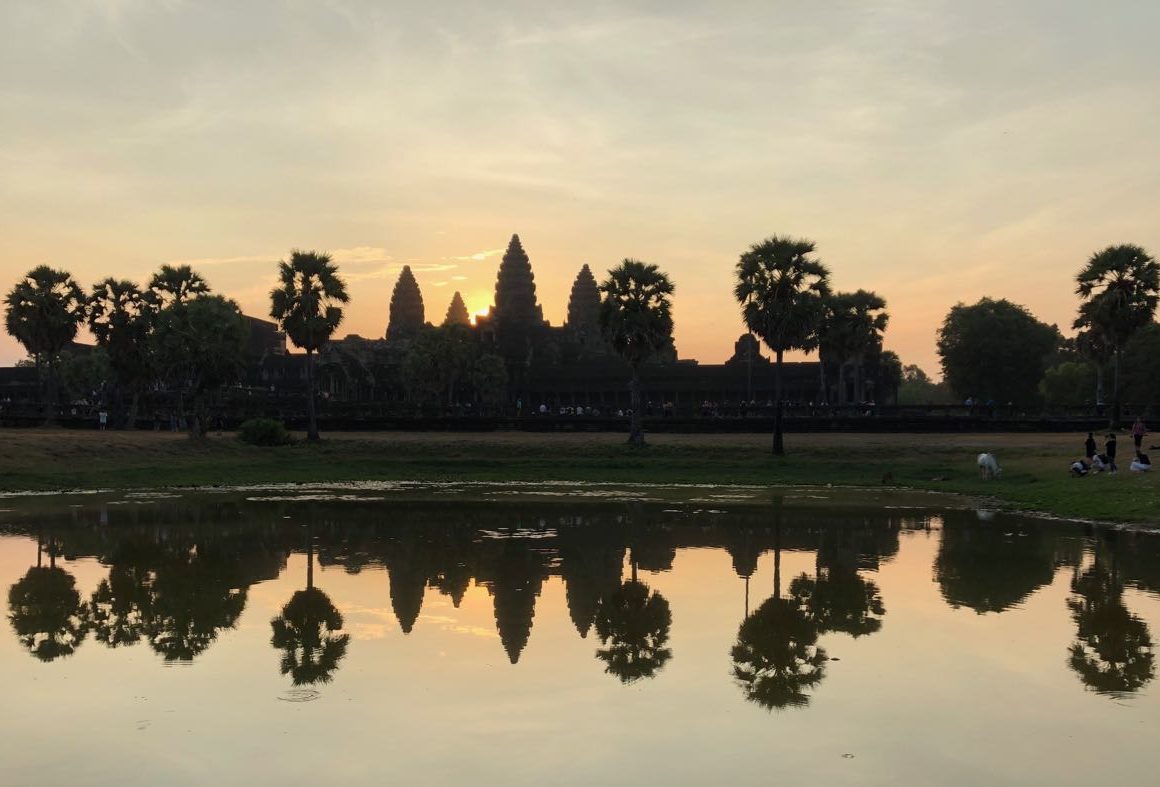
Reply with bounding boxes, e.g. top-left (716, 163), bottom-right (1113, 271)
top-left (98, 410), bottom-right (108, 430)
top-left (1084, 432), bottom-right (1097, 459)
top-left (1132, 416), bottom-right (1147, 452)
top-left (1105, 432), bottom-right (1118, 473)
